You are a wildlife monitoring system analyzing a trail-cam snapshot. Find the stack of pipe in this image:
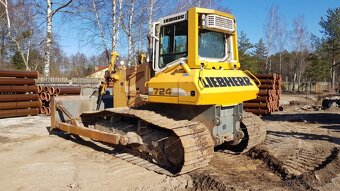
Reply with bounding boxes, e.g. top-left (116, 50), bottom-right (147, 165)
top-left (244, 73), bottom-right (282, 115)
top-left (37, 86), bottom-right (81, 116)
top-left (0, 70), bottom-right (41, 118)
